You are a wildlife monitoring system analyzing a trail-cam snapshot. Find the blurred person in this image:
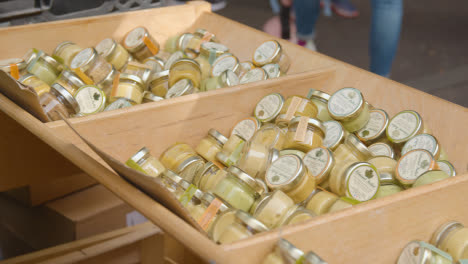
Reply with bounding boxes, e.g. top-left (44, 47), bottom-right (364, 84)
top-left (294, 0), bottom-right (403, 77)
top-left (328, 0), bottom-right (360, 18)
